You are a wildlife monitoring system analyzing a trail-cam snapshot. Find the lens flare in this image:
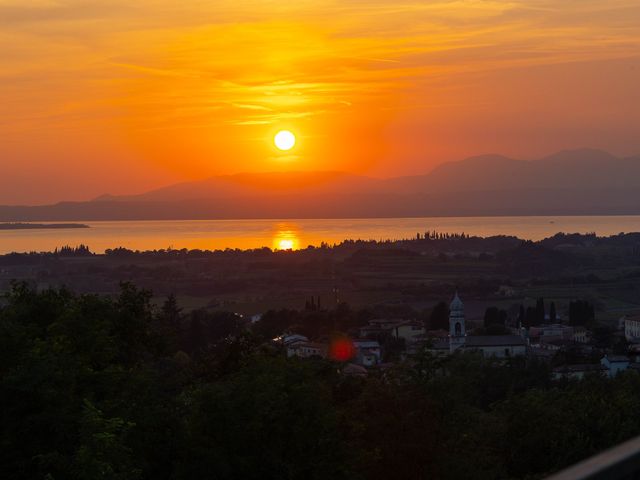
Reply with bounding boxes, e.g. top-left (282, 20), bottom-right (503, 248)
top-left (329, 337), bottom-right (355, 362)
